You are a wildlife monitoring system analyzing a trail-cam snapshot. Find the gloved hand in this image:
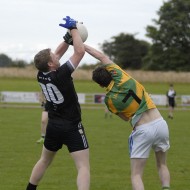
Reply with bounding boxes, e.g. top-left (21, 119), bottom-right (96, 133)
top-left (59, 16), bottom-right (77, 30)
top-left (63, 32), bottom-right (73, 45)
